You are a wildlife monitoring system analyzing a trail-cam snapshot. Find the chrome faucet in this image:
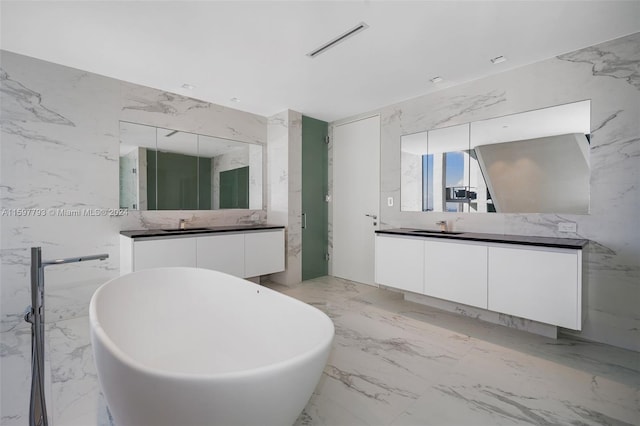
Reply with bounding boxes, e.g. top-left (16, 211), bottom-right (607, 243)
top-left (179, 218), bottom-right (187, 230)
top-left (436, 220), bottom-right (448, 232)
top-left (25, 247), bottom-right (108, 426)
